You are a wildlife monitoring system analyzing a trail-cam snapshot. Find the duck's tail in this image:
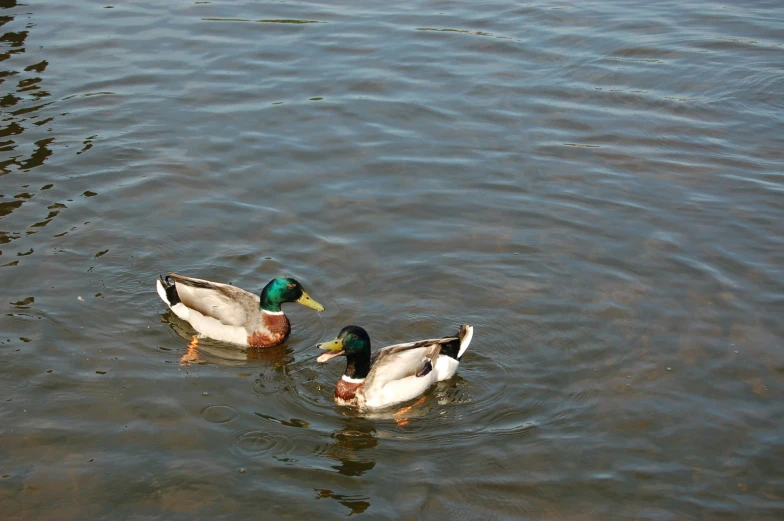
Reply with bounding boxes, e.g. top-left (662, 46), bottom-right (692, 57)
top-left (457, 324), bottom-right (474, 359)
top-left (156, 274), bottom-right (181, 307)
